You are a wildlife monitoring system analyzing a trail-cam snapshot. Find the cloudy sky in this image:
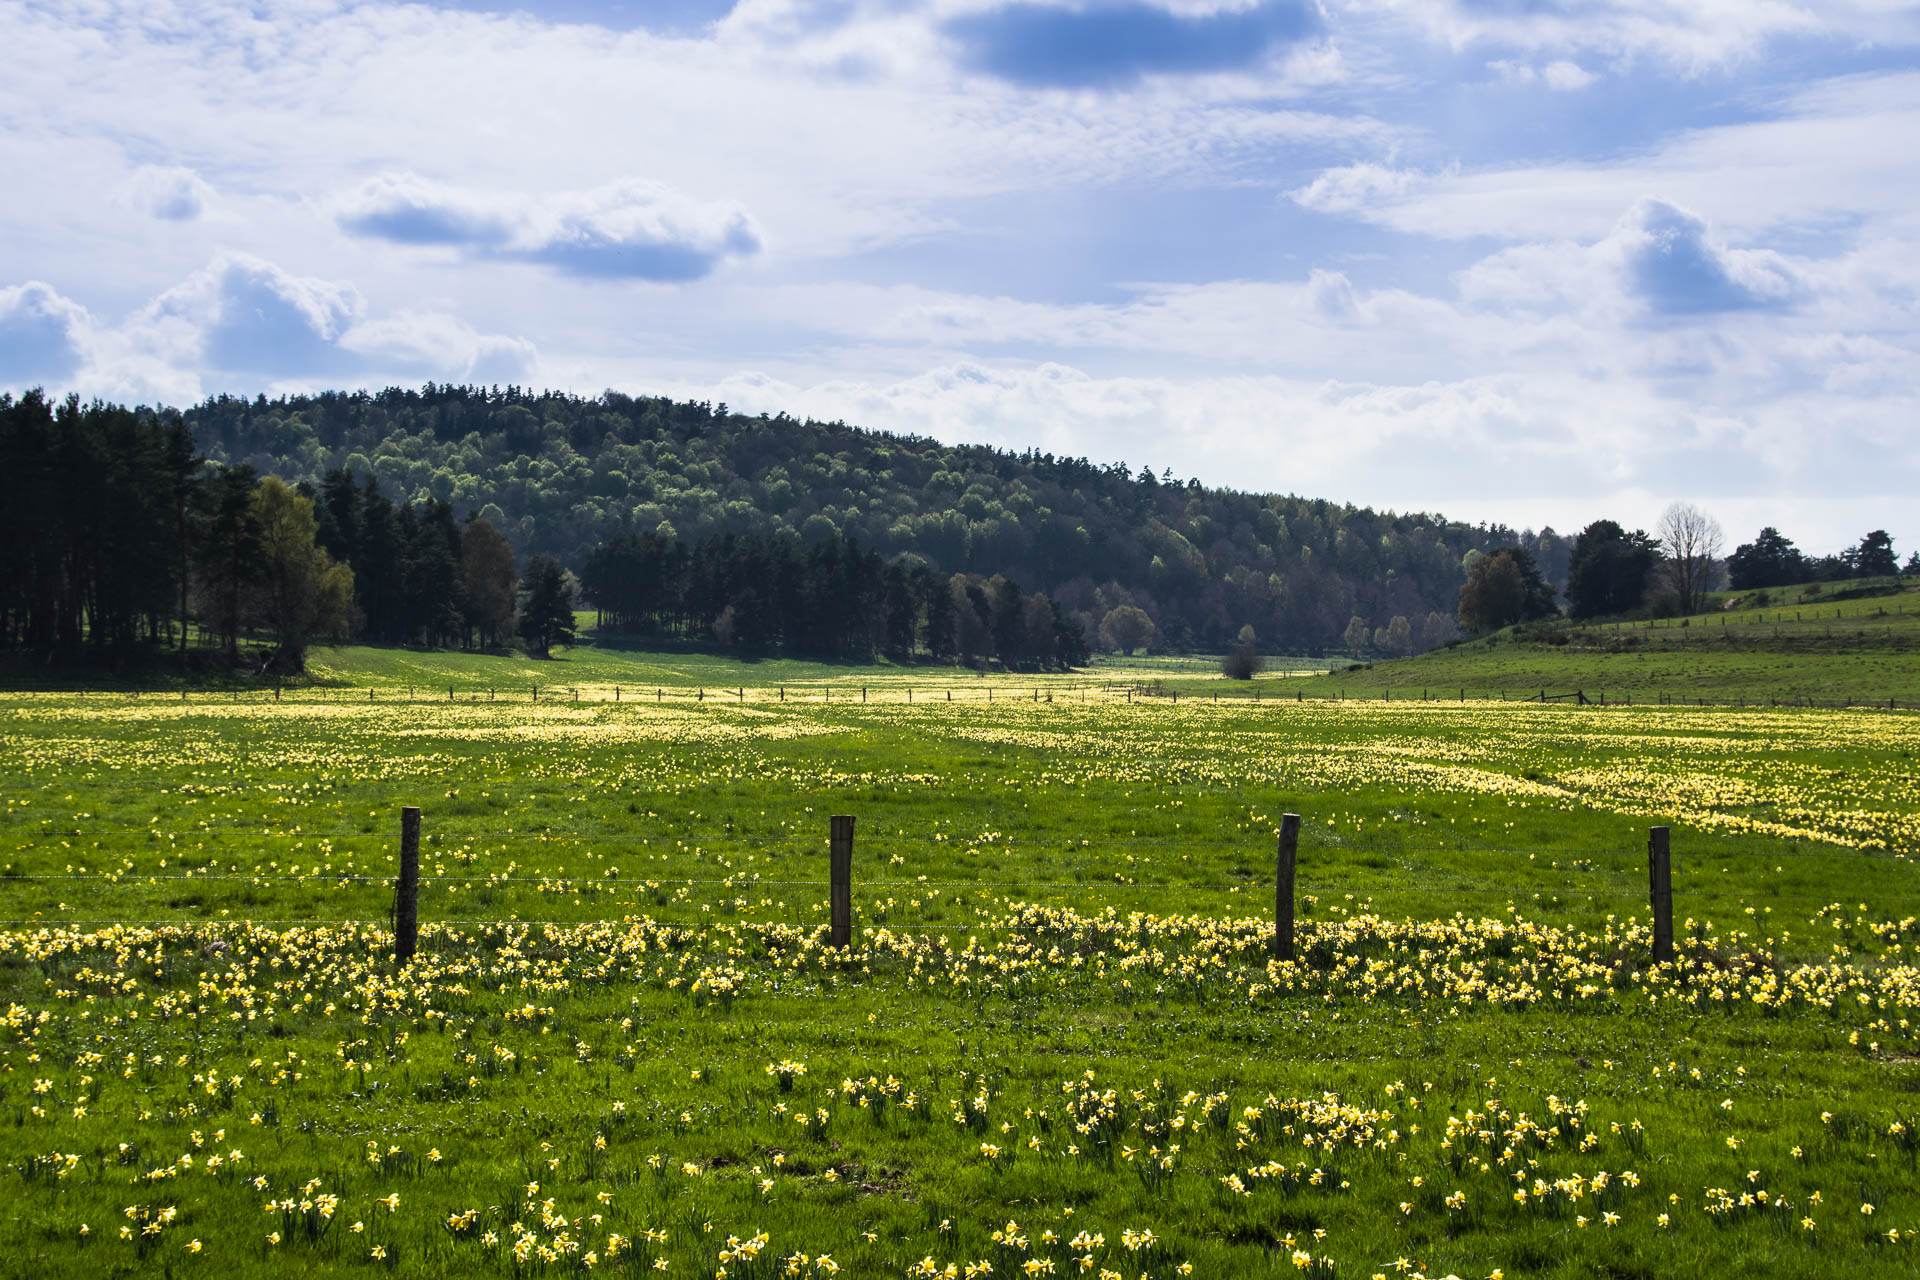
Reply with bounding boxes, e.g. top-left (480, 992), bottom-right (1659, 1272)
top-left (4, 0), bottom-right (1917, 552)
